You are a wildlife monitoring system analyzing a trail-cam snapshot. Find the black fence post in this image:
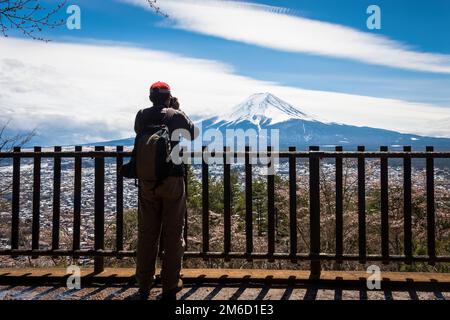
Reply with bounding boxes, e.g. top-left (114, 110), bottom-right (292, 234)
top-left (202, 146), bottom-right (210, 257)
top-left (94, 146), bottom-right (105, 273)
top-left (116, 146), bottom-right (124, 253)
top-left (309, 146), bottom-right (321, 276)
top-left (335, 146), bottom-right (343, 264)
top-left (73, 146), bottom-right (82, 257)
top-left (52, 146), bottom-right (62, 251)
top-left (184, 163), bottom-right (189, 251)
top-left (426, 146), bottom-right (436, 265)
top-left (267, 146), bottom-right (275, 261)
top-left (403, 146), bottom-right (413, 264)
top-left (245, 145), bottom-right (253, 259)
top-left (357, 146), bottom-right (366, 263)
top-left (380, 146), bottom-right (389, 264)
top-left (11, 146), bottom-right (21, 255)
top-left (31, 146), bottom-right (41, 259)
top-left (288, 146), bottom-right (297, 262)
top-left (223, 146), bottom-right (231, 257)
